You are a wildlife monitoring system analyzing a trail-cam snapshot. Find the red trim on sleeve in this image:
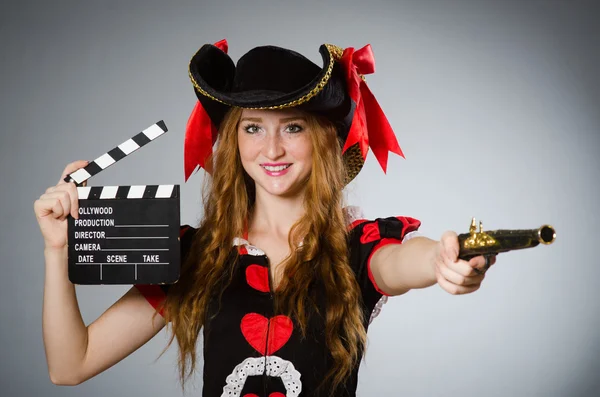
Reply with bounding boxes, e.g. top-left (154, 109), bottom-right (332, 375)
top-left (134, 285), bottom-right (167, 316)
top-left (360, 222), bottom-right (381, 244)
top-left (395, 216), bottom-right (421, 235)
top-left (366, 237), bottom-right (405, 297)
